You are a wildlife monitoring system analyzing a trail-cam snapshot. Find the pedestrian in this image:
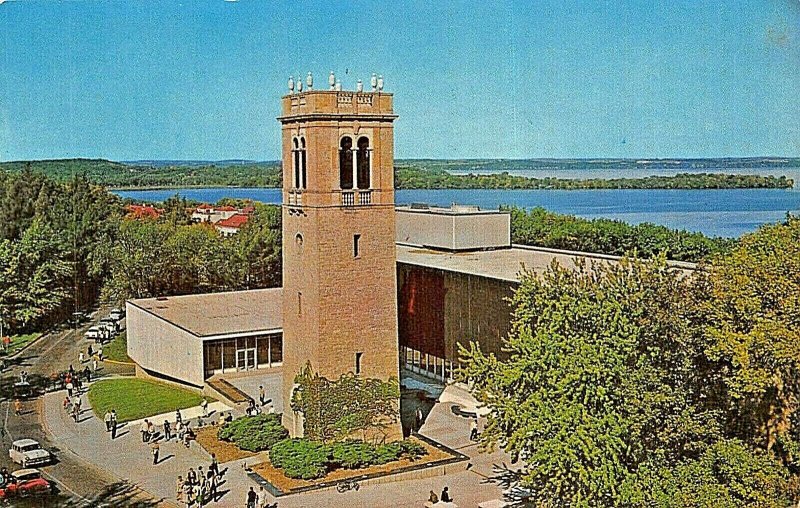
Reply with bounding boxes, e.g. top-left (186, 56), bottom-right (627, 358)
top-left (415, 406), bottom-right (424, 431)
top-left (259, 385), bottom-right (266, 406)
top-left (176, 476), bottom-right (184, 505)
top-left (148, 420), bottom-right (155, 440)
top-left (246, 487), bottom-right (257, 508)
top-left (441, 486), bottom-right (452, 503)
top-left (197, 466), bottom-right (204, 483)
top-left (13, 399), bottom-right (21, 416)
top-left (164, 420), bottom-right (172, 441)
top-left (201, 398), bottom-right (209, 417)
top-left (429, 490), bottom-right (439, 504)
top-left (470, 418), bottom-right (479, 441)
top-left (72, 403), bottom-right (79, 422)
top-left (50, 372), bottom-right (60, 392)
top-left (66, 381), bottom-right (73, 397)
top-left (79, 351), bottom-right (85, 363)
top-left (151, 441), bottom-right (160, 465)
top-left (83, 366), bottom-right (91, 383)
top-left (111, 415), bottom-right (118, 439)
top-left (257, 486), bottom-right (268, 507)
top-left (63, 396), bottom-right (71, 412)
top-left (141, 419), bottom-right (150, 442)
top-left (88, 344), bottom-right (93, 358)
top-left (97, 347), bottom-right (103, 361)
top-left (210, 453), bottom-right (219, 478)
top-left (187, 467), bottom-right (196, 486)
top-left (175, 409), bottom-right (182, 425)
top-left (74, 396), bottom-right (82, 414)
